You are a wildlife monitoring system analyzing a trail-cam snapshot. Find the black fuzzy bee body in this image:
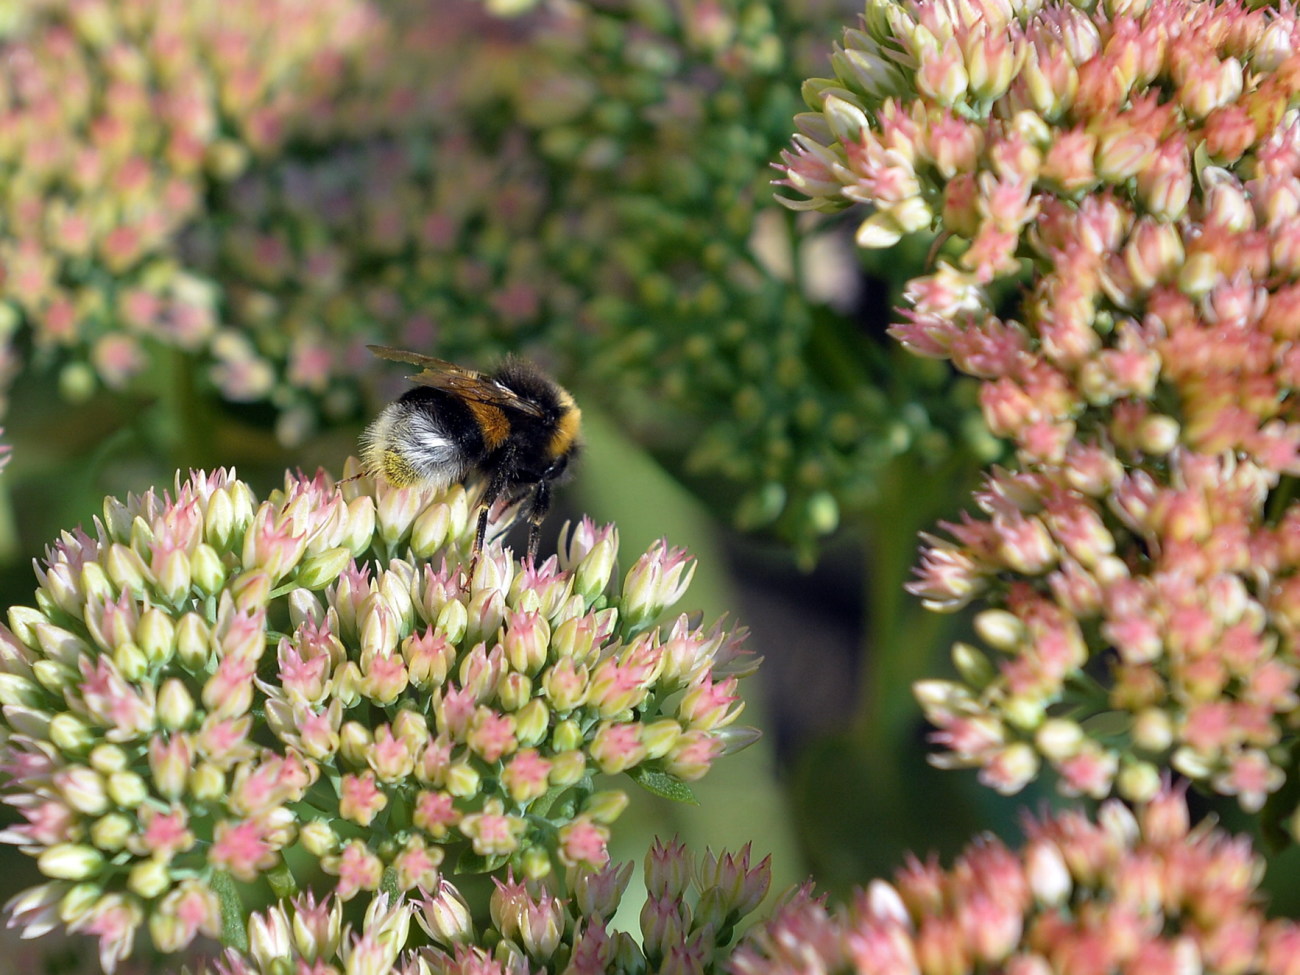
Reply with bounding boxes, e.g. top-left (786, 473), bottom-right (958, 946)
top-left (361, 347), bottom-right (582, 560)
